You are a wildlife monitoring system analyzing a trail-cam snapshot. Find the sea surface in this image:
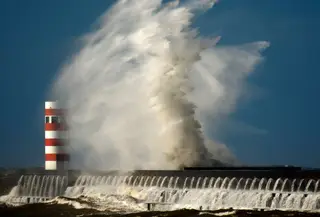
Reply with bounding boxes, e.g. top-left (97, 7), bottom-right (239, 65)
top-left (1, 203), bottom-right (320, 217)
top-left (1, 195), bottom-right (319, 217)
